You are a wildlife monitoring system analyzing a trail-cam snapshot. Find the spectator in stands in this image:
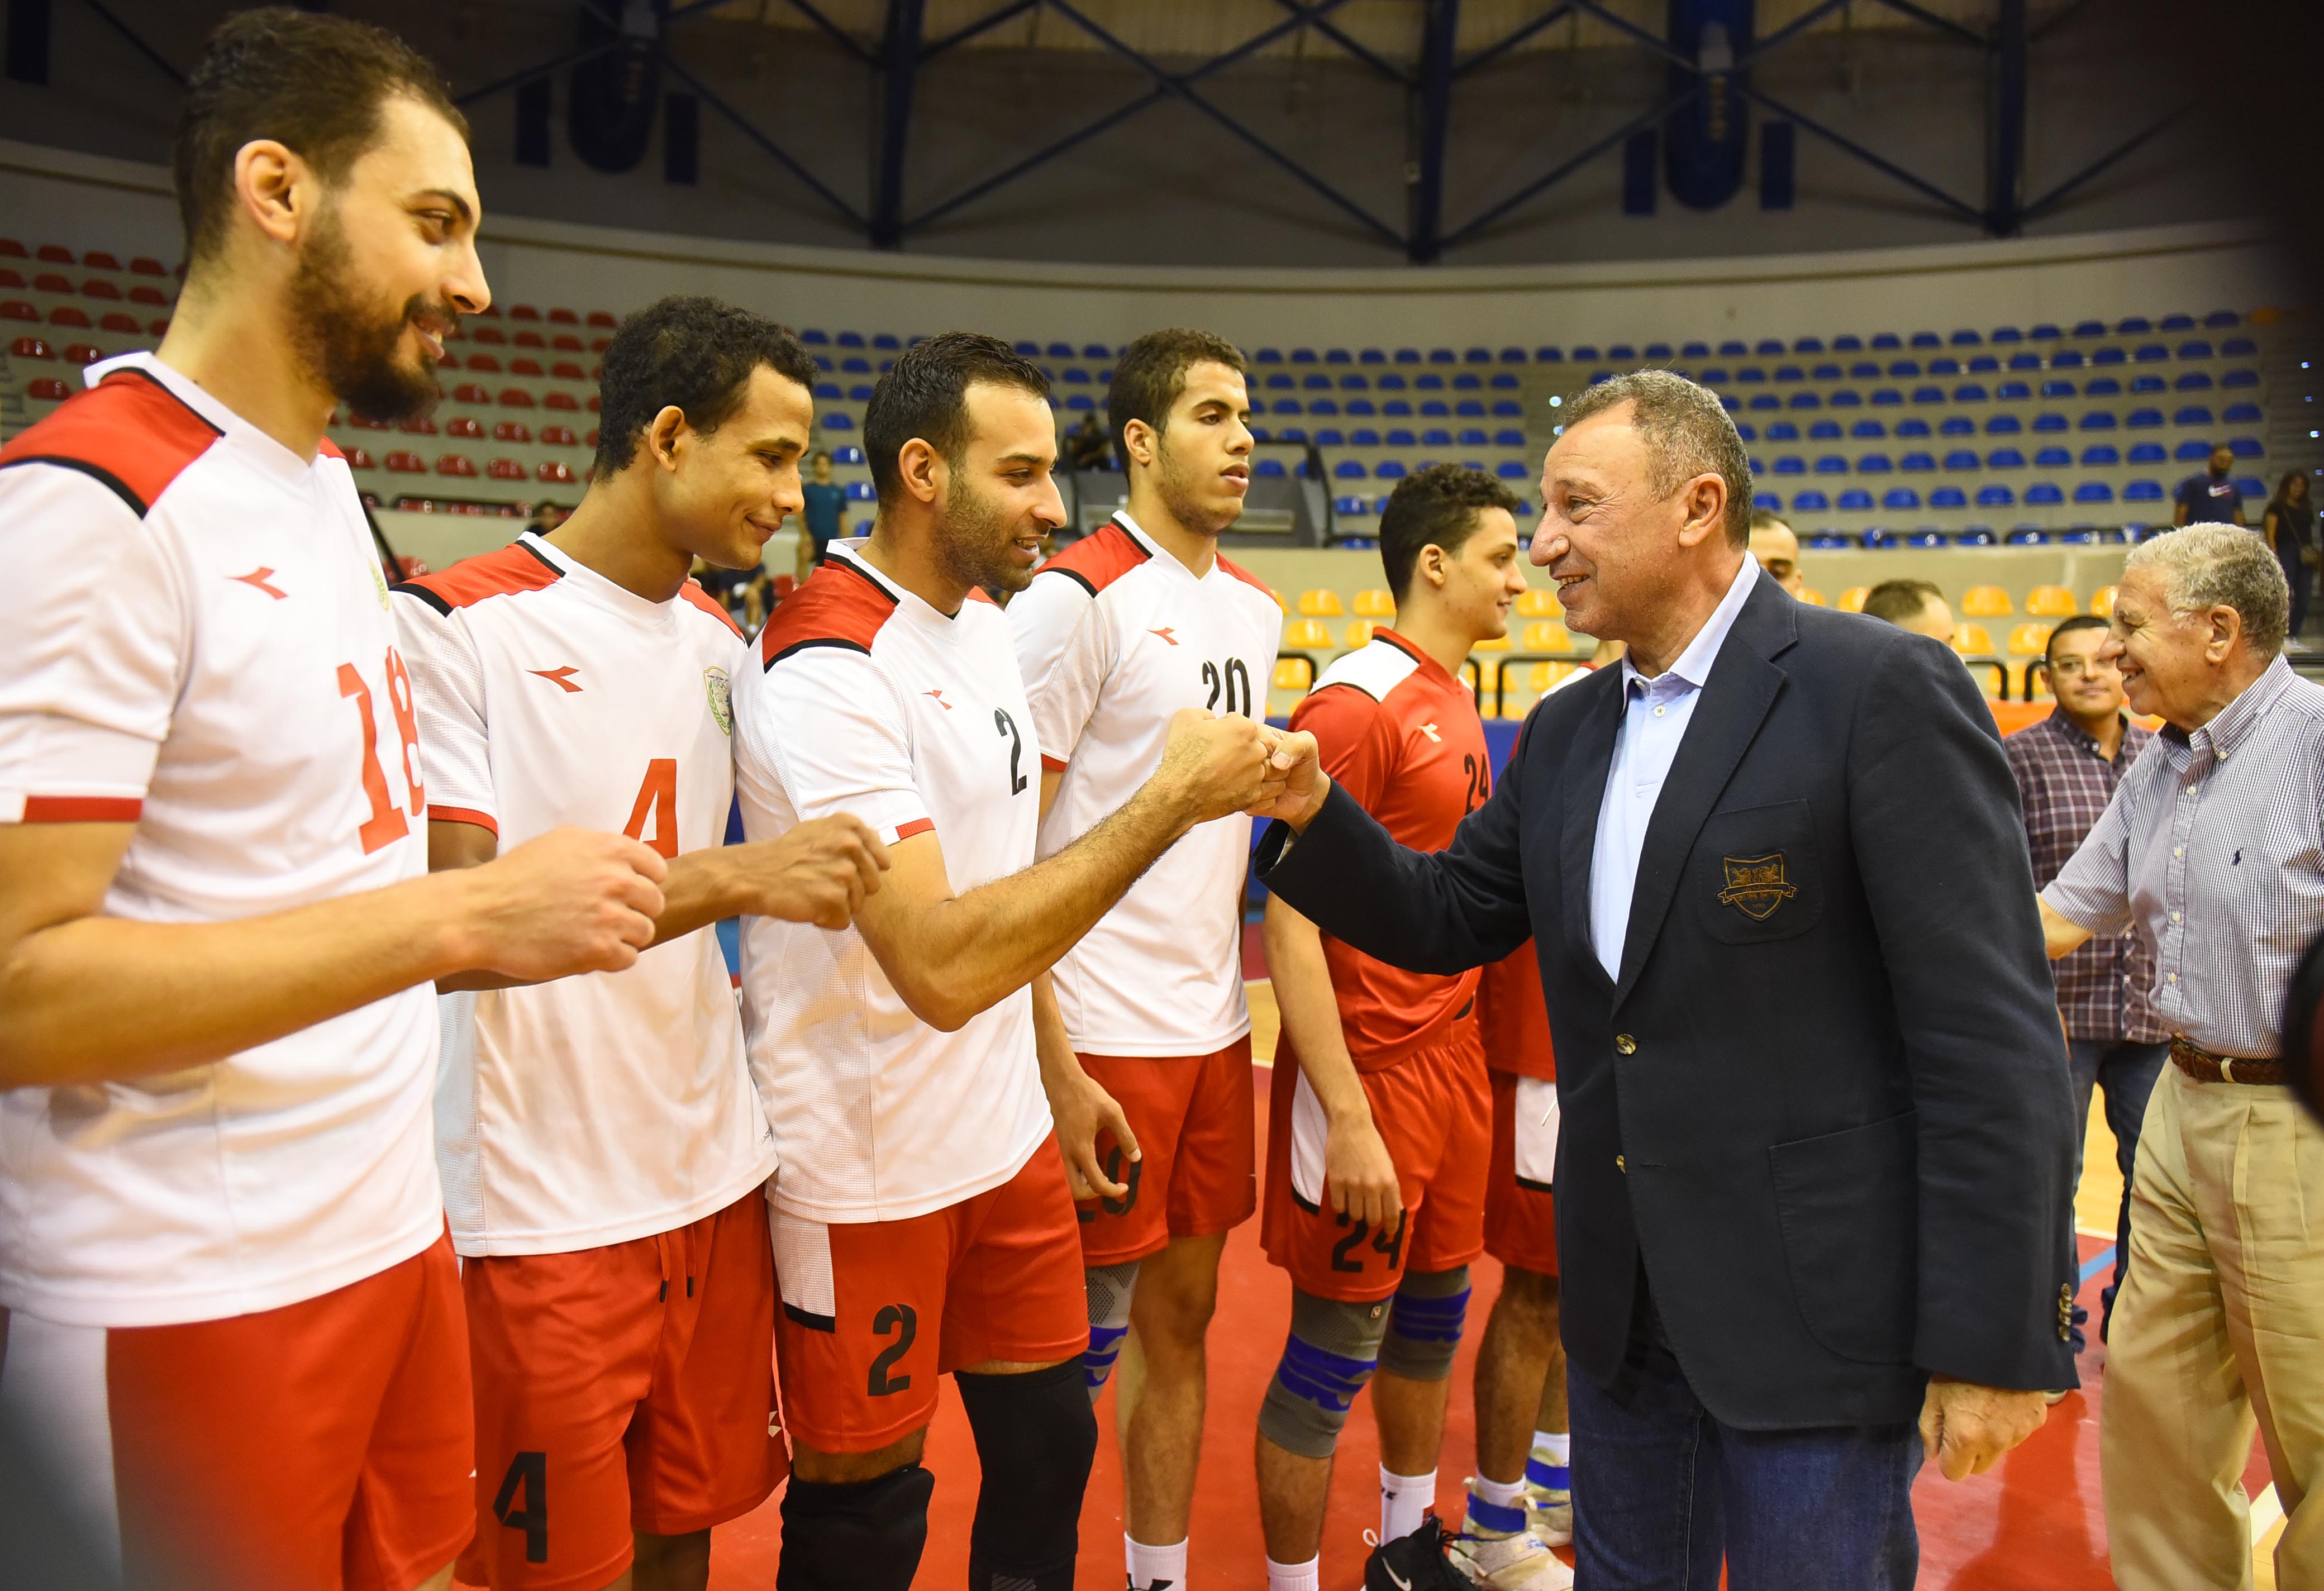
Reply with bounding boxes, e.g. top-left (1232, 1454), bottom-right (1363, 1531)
top-left (2004, 616), bottom-right (2163, 1355)
top-left (528, 499), bottom-right (568, 533)
top-left (1862, 577), bottom-right (1955, 643)
top-left (2264, 469), bottom-right (2315, 641)
top-left (2173, 444), bottom-right (2246, 527)
top-left (1065, 409), bottom-right (1113, 473)
top-left (797, 446), bottom-right (846, 586)
top-left (1747, 507), bottom-right (1804, 597)
top-left (2037, 526), bottom-right (2324, 1590)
